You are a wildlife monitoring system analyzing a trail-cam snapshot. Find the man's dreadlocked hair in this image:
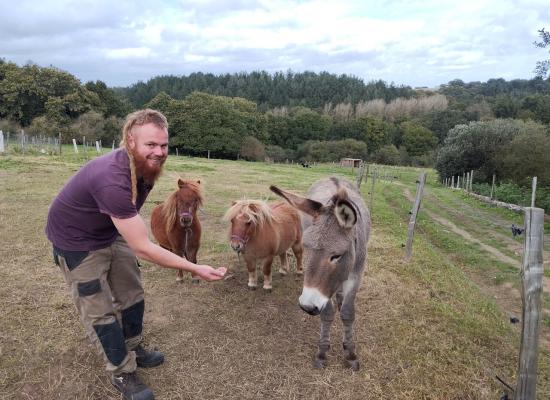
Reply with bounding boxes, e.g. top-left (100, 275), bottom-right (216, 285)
top-left (120, 109), bottom-right (168, 205)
